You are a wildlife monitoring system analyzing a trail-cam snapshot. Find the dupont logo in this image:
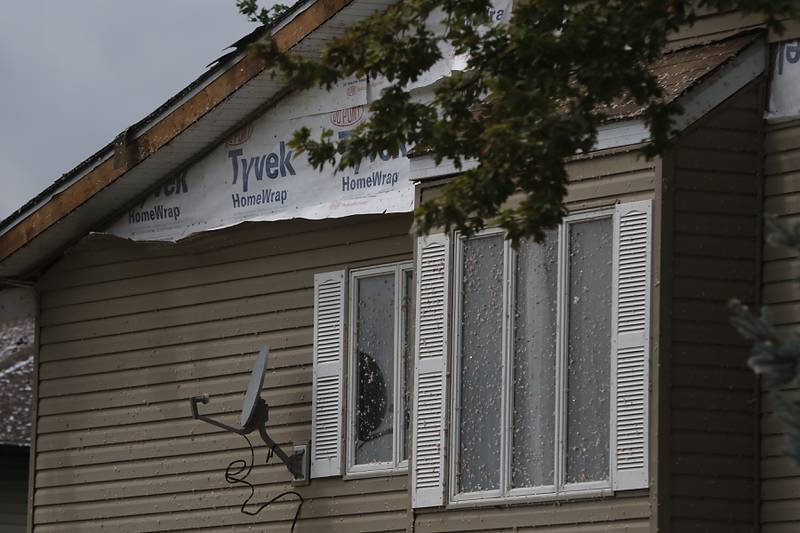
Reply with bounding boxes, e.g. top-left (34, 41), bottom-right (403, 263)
top-left (330, 106), bottom-right (364, 127)
top-left (226, 124), bottom-right (254, 146)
